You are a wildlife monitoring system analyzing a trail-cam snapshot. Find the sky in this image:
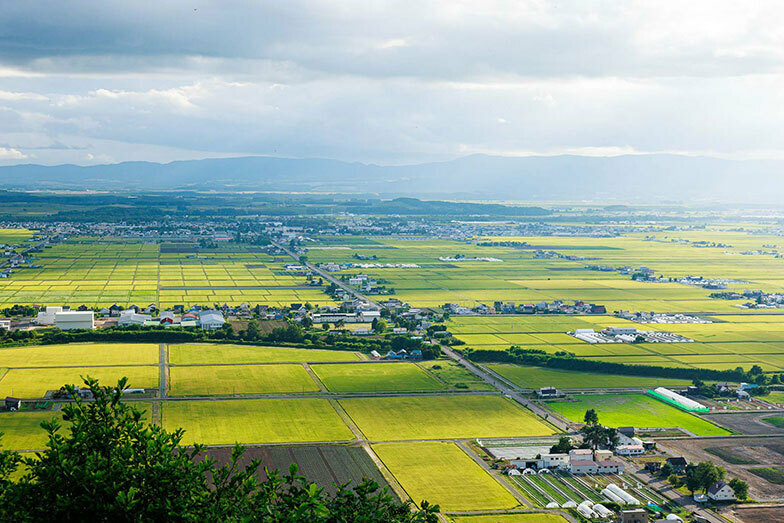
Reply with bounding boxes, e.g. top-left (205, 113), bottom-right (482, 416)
top-left (0, 1), bottom-right (783, 166)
